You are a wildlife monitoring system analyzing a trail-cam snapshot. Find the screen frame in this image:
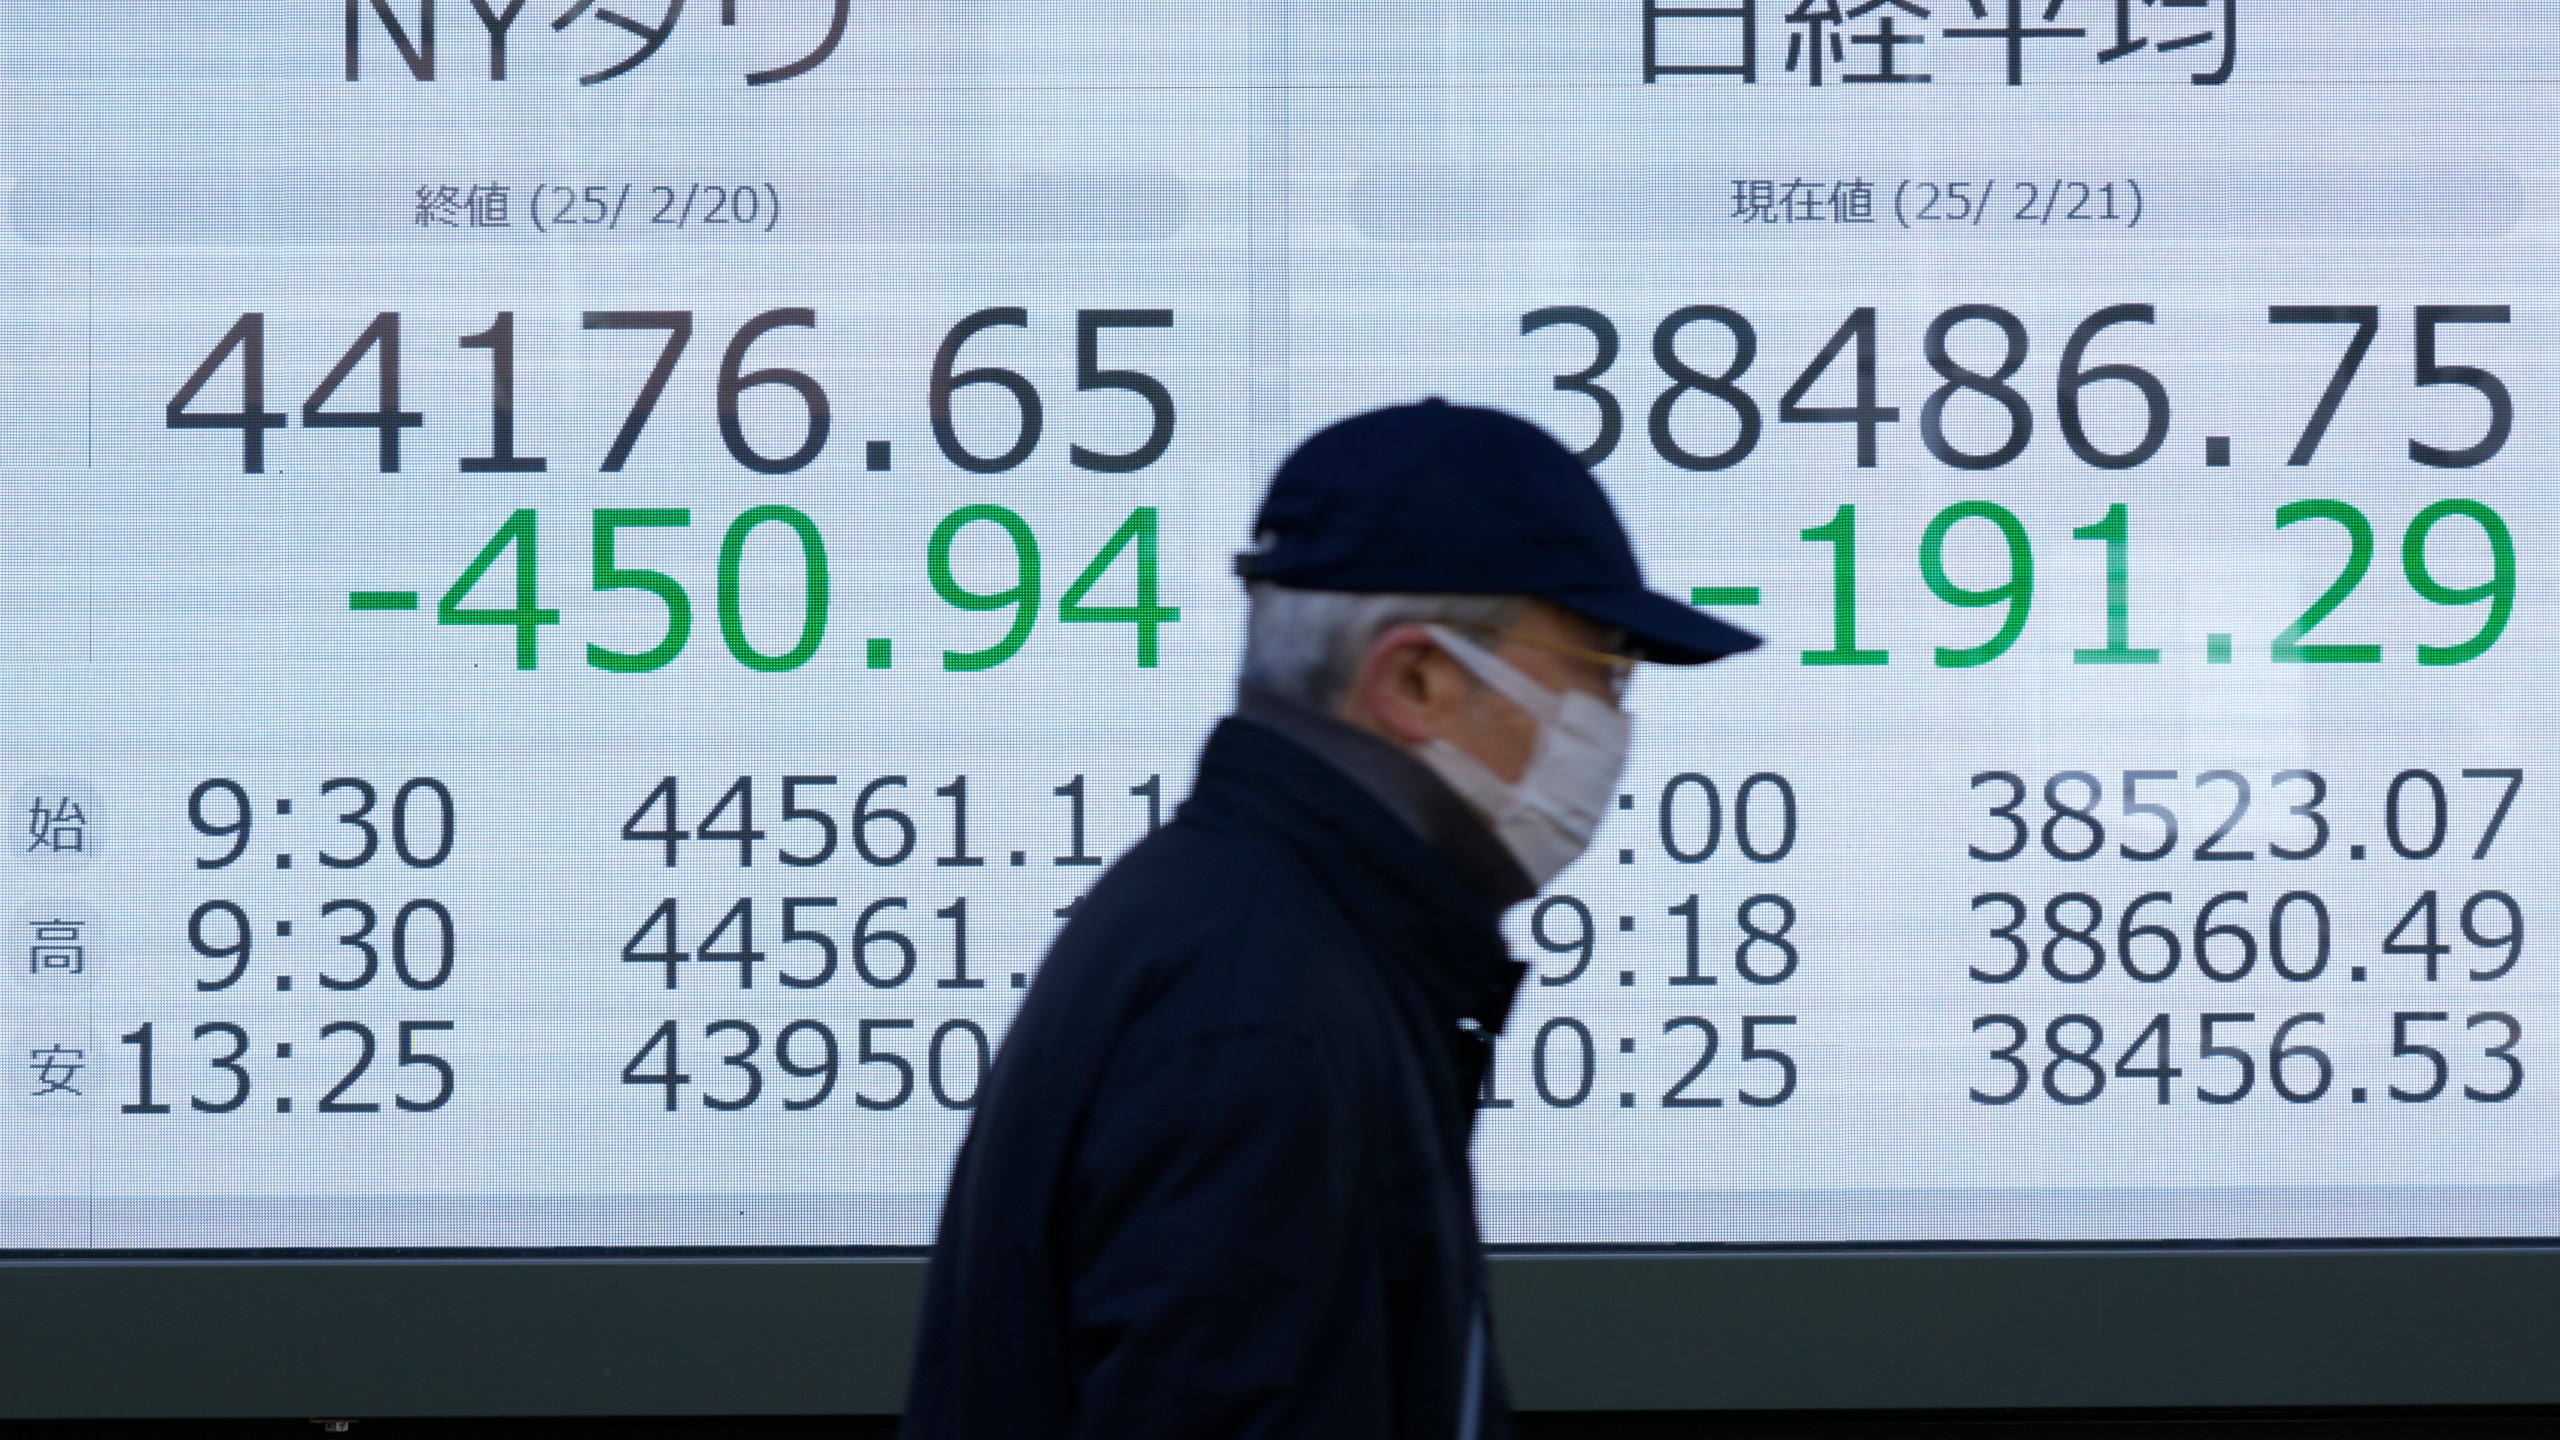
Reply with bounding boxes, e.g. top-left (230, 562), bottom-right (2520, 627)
top-left (4, 1245), bottom-right (2556, 1418)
